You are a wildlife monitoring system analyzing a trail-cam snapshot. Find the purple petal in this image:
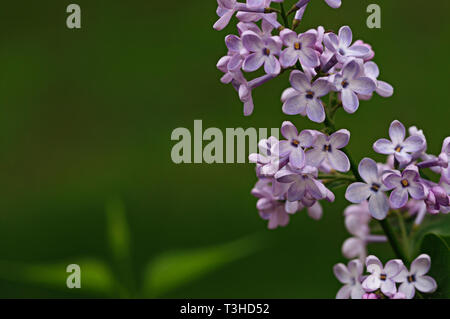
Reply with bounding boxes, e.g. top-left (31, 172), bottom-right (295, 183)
top-left (281, 121), bottom-right (299, 140)
top-left (338, 26), bottom-right (352, 48)
top-left (373, 138), bottom-right (395, 155)
top-left (225, 34), bottom-right (242, 52)
top-left (312, 79), bottom-right (331, 97)
top-left (369, 192), bottom-right (389, 220)
top-left (287, 181), bottom-right (306, 202)
top-left (411, 254), bottom-right (431, 276)
top-left (328, 149), bottom-right (350, 172)
top-left (383, 173), bottom-right (401, 190)
top-left (366, 255), bottom-right (383, 273)
top-left (414, 276), bottom-right (437, 293)
top-left (342, 237), bottom-right (365, 259)
top-left (342, 60), bottom-right (360, 80)
top-left (364, 61), bottom-right (379, 79)
top-left (330, 129), bottom-right (350, 149)
top-left (341, 89), bottom-right (359, 113)
top-left (325, 0), bottom-right (342, 8)
top-left (243, 53), bottom-right (264, 72)
top-left (242, 31), bottom-right (264, 52)
top-left (306, 99), bottom-right (326, 123)
top-left (264, 55), bottom-right (281, 75)
top-left (399, 282), bottom-right (415, 299)
top-left (307, 202), bottom-right (322, 220)
top-left (280, 48), bottom-right (299, 68)
top-left (380, 279), bottom-right (397, 297)
top-left (280, 28), bottom-right (298, 46)
top-left (376, 81), bottom-right (394, 97)
top-left (305, 148), bottom-right (325, 167)
top-left (299, 47), bottom-right (320, 68)
top-left (333, 263), bottom-right (351, 284)
top-left (299, 130), bottom-right (314, 148)
top-left (213, 9), bottom-right (234, 31)
top-left (362, 275), bottom-right (381, 292)
top-left (350, 77), bottom-right (376, 95)
top-left (358, 157), bottom-right (379, 184)
top-left (336, 285), bottom-right (352, 299)
top-left (283, 94), bottom-right (307, 115)
top-left (299, 32), bottom-right (316, 47)
top-left (345, 182), bottom-right (371, 203)
top-left (384, 259), bottom-right (402, 277)
top-left (323, 33), bottom-right (339, 51)
top-left (389, 120), bottom-right (406, 145)
top-left (346, 45), bottom-right (371, 57)
top-left (408, 183), bottom-right (425, 200)
top-left (403, 136), bottom-right (425, 153)
top-left (290, 70), bottom-right (311, 92)
top-left (290, 148), bottom-right (306, 169)
top-left (285, 200), bottom-right (299, 214)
